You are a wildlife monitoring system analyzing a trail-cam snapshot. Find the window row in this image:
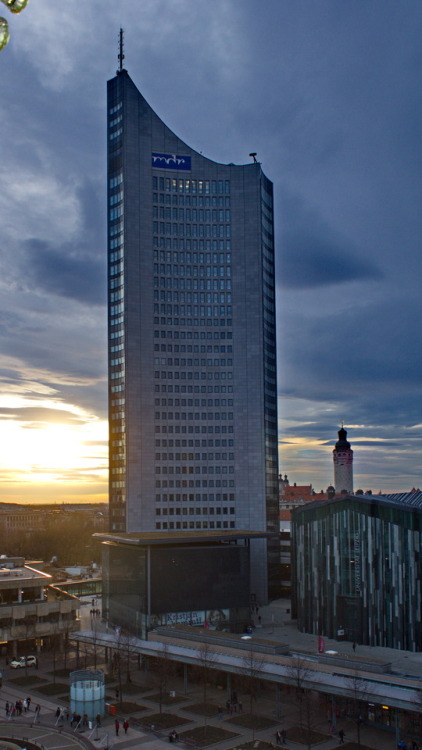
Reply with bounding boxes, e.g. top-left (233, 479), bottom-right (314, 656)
top-left (156, 507), bottom-right (235, 516)
top-left (154, 268), bottom-right (231, 280)
top-left (155, 452), bottom-right (234, 461)
top-left (155, 330), bottom-right (231, 340)
top-left (155, 411), bottom-right (233, 420)
top-left (153, 207), bottom-right (230, 222)
top-left (155, 466), bottom-right (235, 474)
top-left (109, 237), bottom-right (123, 253)
top-left (110, 191), bottom-right (123, 206)
top-left (154, 238), bottom-right (231, 252)
top-left (156, 250), bottom-right (230, 265)
top-left (109, 114), bottom-right (122, 128)
top-left (155, 397), bottom-right (233, 405)
top-left (155, 345), bottom-right (232, 354)
top-left (155, 479), bottom-right (235, 488)
top-left (109, 128), bottom-right (122, 141)
top-left (154, 371), bottom-right (233, 380)
top-left (156, 493), bottom-right (235, 501)
top-left (154, 293), bottom-right (231, 305)
top-left (154, 358), bottom-right (232, 367)
top-left (154, 193), bottom-right (230, 208)
top-left (155, 425), bottom-right (234, 434)
top-left (154, 306), bottom-right (230, 318)
top-left (156, 521), bottom-right (235, 529)
top-left (153, 223), bottom-right (231, 238)
top-left (155, 385), bottom-right (233, 393)
top-left (153, 317), bottom-right (232, 327)
top-left (110, 221), bottom-right (123, 236)
top-left (155, 439), bottom-right (234, 447)
top-left (152, 177), bottom-right (230, 195)
top-left (154, 280), bottom-right (232, 292)
top-left (109, 102), bottom-right (122, 115)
